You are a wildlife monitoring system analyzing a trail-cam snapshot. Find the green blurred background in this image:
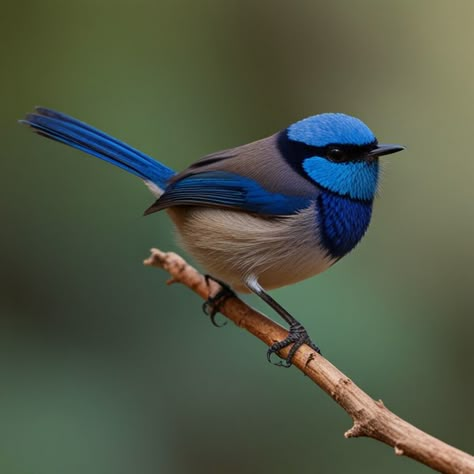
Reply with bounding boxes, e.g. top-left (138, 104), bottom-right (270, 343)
top-left (1, 0), bottom-right (473, 472)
